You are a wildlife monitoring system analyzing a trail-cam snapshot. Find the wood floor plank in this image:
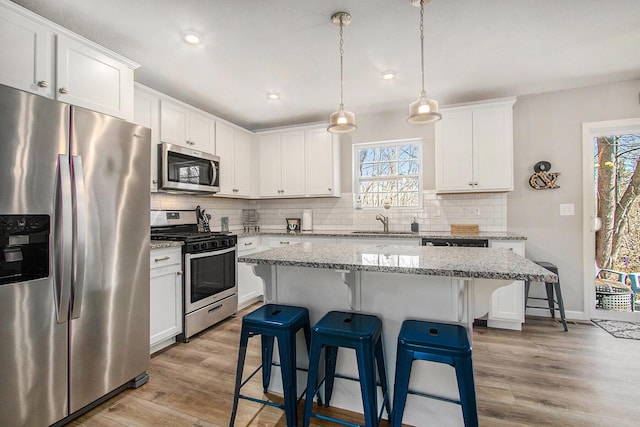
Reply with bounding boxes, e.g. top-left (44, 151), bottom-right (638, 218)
top-left (73, 306), bottom-right (640, 426)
